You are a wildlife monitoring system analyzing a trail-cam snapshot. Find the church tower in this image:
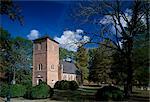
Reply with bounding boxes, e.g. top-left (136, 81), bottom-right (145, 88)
top-left (32, 36), bottom-right (59, 87)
